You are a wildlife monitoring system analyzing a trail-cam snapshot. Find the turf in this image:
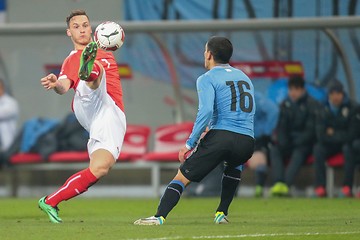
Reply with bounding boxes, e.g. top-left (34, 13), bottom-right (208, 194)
top-left (0, 197), bottom-right (359, 240)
